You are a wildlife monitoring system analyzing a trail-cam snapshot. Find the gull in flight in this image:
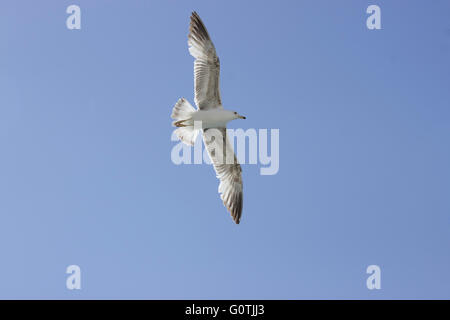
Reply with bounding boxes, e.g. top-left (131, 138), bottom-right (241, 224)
top-left (171, 12), bottom-right (246, 224)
